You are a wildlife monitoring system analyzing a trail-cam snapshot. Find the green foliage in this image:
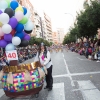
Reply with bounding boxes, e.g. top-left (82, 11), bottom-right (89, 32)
top-left (29, 37), bottom-right (51, 46)
top-left (63, 0), bottom-right (100, 44)
top-left (77, 0), bottom-right (100, 38)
